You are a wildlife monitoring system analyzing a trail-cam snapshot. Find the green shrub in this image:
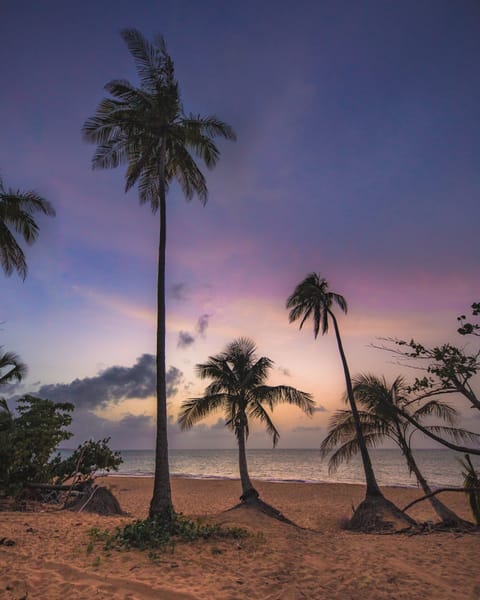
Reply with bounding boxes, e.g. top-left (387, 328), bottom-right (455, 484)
top-left (90, 508), bottom-right (247, 554)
